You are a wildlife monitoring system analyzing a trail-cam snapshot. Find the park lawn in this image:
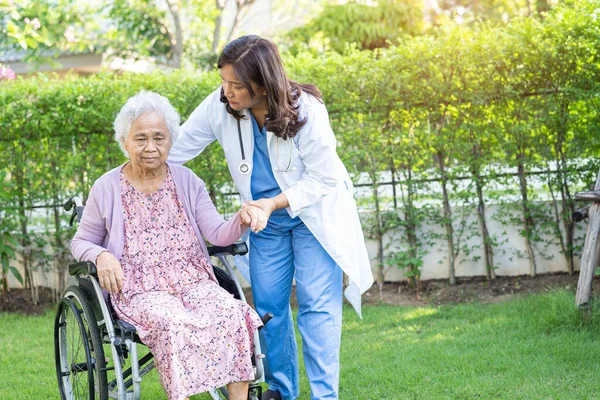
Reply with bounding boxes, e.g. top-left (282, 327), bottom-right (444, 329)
top-left (1, 290), bottom-right (599, 399)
